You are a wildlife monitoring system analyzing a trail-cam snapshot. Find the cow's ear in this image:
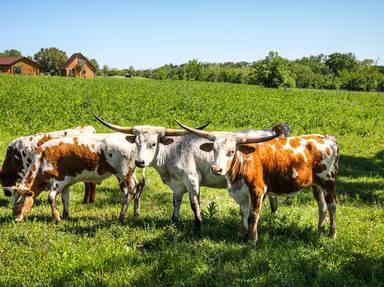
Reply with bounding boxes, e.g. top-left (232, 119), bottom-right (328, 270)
top-left (200, 143), bottom-right (214, 152)
top-left (238, 145), bottom-right (255, 154)
top-left (159, 137), bottom-right (174, 145)
top-left (125, 135), bottom-right (136, 143)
